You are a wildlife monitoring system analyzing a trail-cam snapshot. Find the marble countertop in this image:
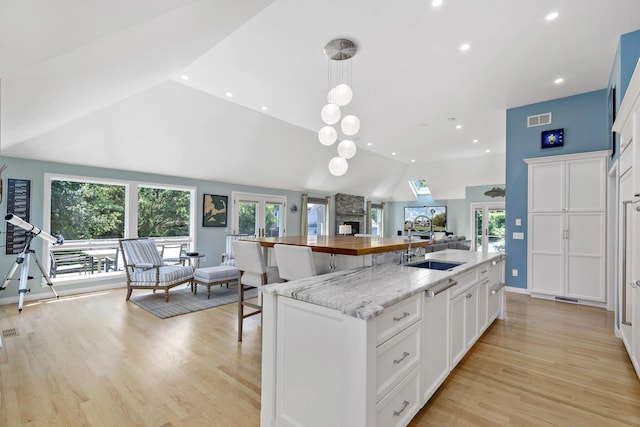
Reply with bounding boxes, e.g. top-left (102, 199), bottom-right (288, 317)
top-left (261, 249), bottom-right (506, 320)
